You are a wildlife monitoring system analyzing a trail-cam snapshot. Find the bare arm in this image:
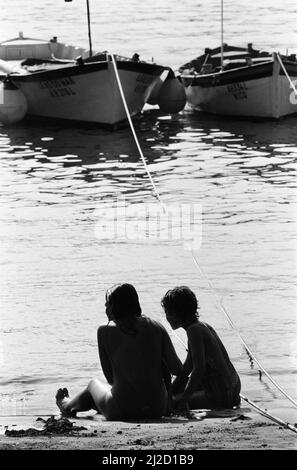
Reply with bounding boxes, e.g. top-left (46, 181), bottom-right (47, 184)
top-left (181, 325), bottom-right (206, 401)
top-left (97, 326), bottom-right (113, 385)
top-left (161, 326), bottom-right (183, 376)
top-left (172, 350), bottom-right (192, 394)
